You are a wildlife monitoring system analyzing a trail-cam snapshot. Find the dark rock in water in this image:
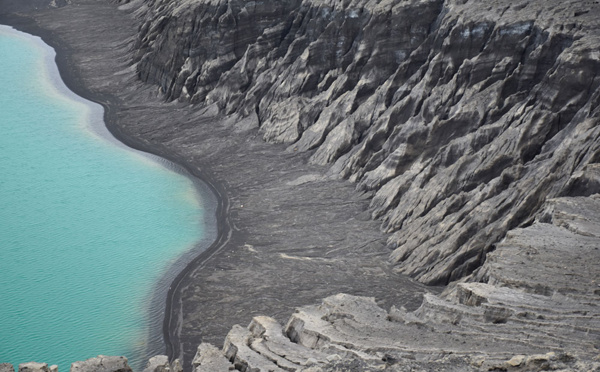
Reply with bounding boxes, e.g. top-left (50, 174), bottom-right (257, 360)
top-left (133, 0), bottom-right (600, 287)
top-left (9, 358), bottom-right (130, 372)
top-left (17, 364), bottom-right (57, 372)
